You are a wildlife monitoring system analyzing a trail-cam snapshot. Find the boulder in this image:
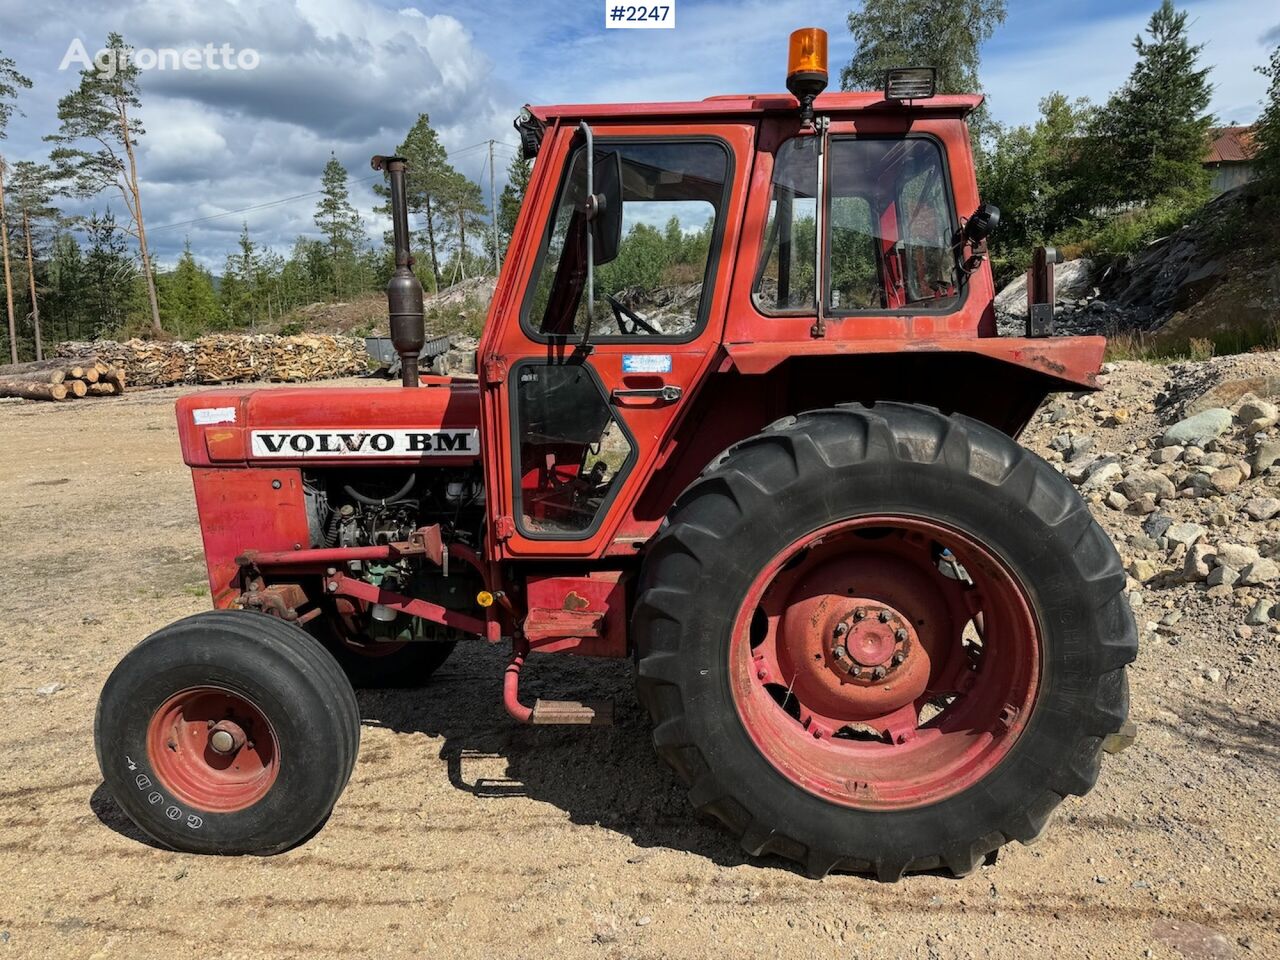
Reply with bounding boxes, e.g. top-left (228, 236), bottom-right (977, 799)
top-left (1253, 440), bottom-right (1280, 474)
top-left (1182, 542), bottom-right (1215, 581)
top-left (994, 258), bottom-right (1094, 317)
top-left (1215, 543), bottom-right (1261, 569)
top-left (1160, 408), bottom-right (1232, 448)
top-left (1209, 465), bottom-right (1244, 494)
